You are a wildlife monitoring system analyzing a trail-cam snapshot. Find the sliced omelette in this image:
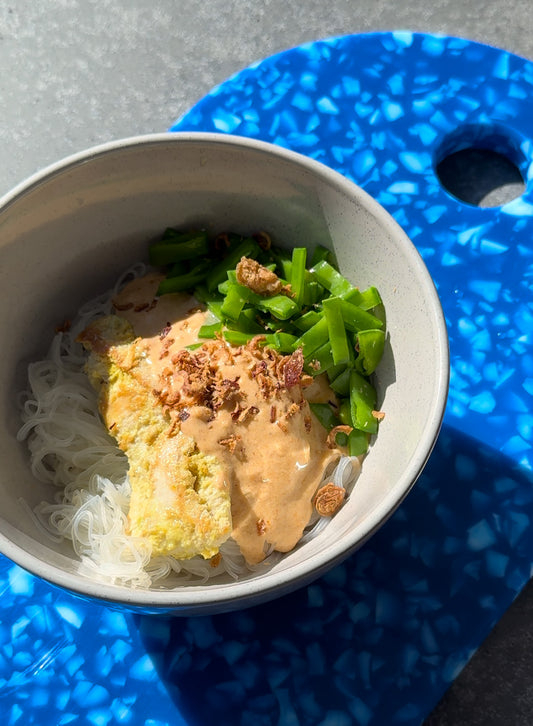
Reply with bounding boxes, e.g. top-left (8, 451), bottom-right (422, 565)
top-left (78, 315), bottom-right (232, 560)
